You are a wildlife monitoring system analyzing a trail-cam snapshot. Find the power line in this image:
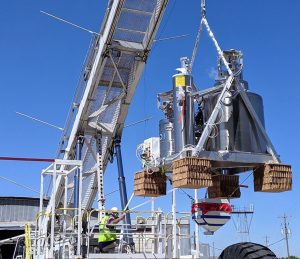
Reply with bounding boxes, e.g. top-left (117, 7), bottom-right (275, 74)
top-left (0, 175), bottom-right (40, 194)
top-left (269, 238), bottom-right (285, 247)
